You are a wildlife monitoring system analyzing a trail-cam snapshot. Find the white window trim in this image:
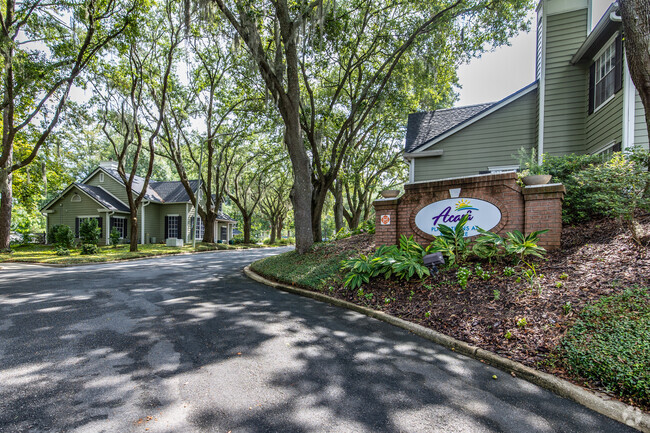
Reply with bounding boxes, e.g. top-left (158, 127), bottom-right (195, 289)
top-left (487, 165), bottom-right (520, 173)
top-left (593, 141), bottom-right (618, 155)
top-left (591, 33), bottom-right (619, 113)
top-left (99, 172), bottom-right (104, 182)
top-left (71, 194), bottom-right (82, 202)
top-left (110, 216), bottom-right (127, 239)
